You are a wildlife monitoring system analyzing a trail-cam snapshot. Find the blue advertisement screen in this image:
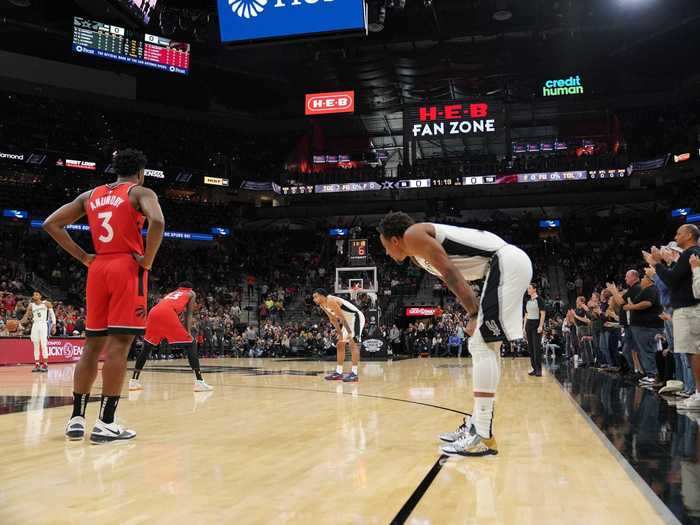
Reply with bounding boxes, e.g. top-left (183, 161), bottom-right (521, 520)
top-left (539, 219), bottom-right (560, 229)
top-left (217, 0), bottom-right (366, 43)
top-left (329, 228), bottom-right (348, 237)
top-left (211, 227), bottom-right (231, 237)
top-left (672, 208), bottom-right (692, 217)
top-left (3, 209), bottom-right (28, 219)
